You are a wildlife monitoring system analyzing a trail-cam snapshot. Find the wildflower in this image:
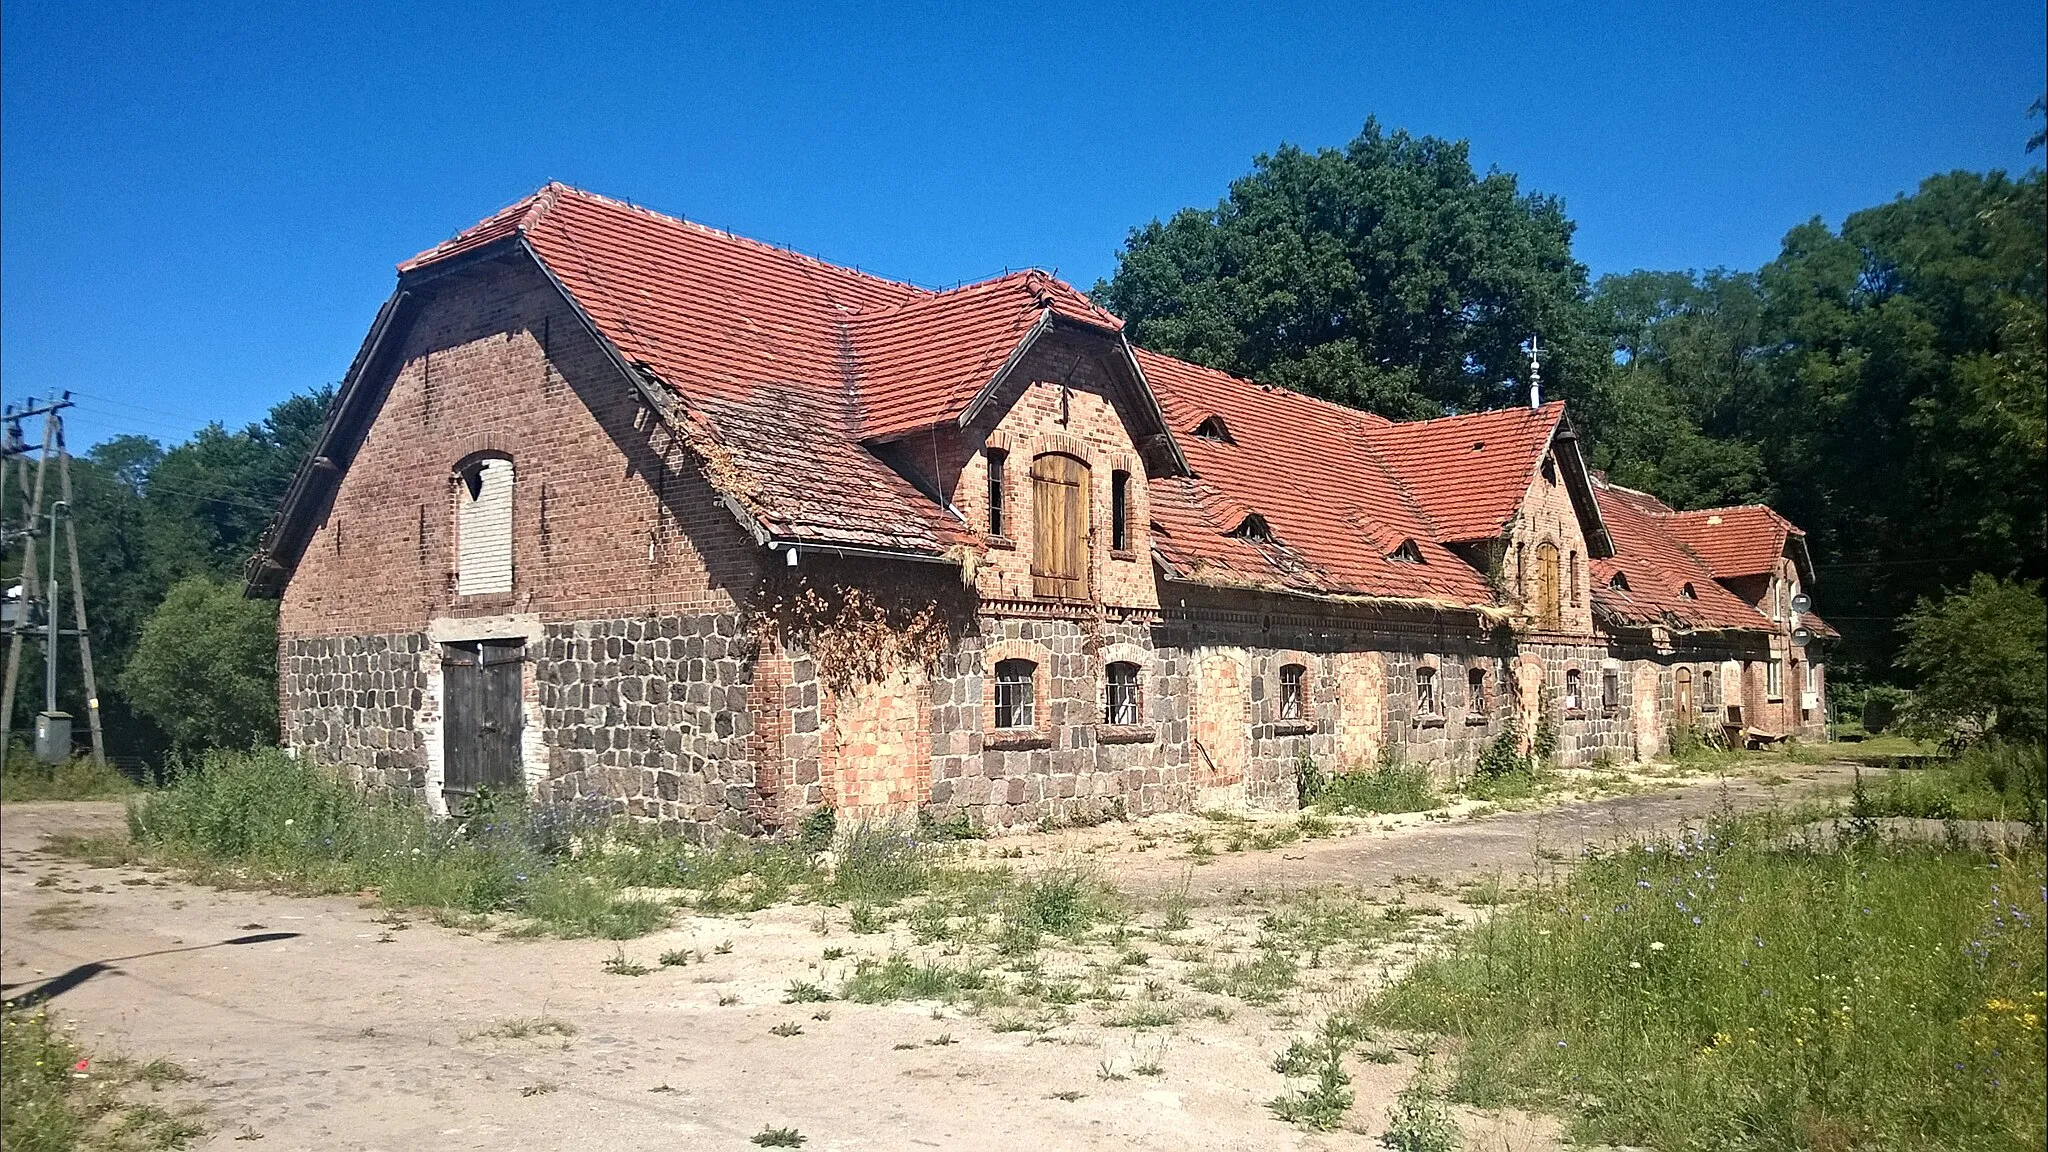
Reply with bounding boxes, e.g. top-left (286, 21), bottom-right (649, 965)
top-left (73, 1059), bottom-right (89, 1072)
top-left (1628, 961), bottom-right (1641, 970)
top-left (1649, 941), bottom-right (1666, 952)
top-left (1556, 1040), bottom-right (1567, 1048)
top-left (284, 819), bottom-right (295, 827)
top-left (1691, 916), bottom-right (1702, 926)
